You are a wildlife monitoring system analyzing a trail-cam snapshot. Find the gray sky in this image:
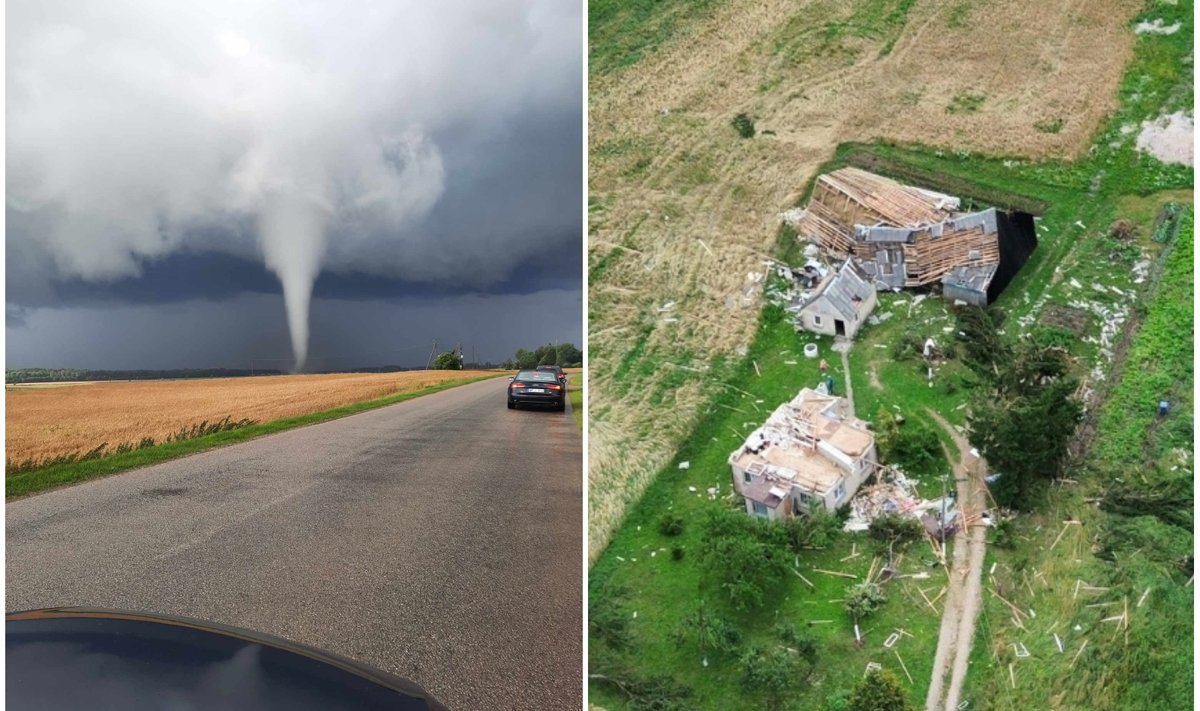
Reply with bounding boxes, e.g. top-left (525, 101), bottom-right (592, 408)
top-left (6, 0), bottom-right (582, 370)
